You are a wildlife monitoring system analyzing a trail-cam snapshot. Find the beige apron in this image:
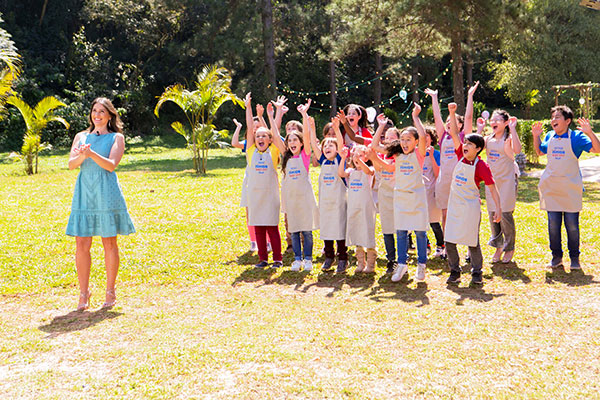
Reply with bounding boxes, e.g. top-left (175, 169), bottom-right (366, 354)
top-left (346, 169), bottom-right (376, 248)
top-left (247, 146), bottom-right (280, 226)
top-left (435, 133), bottom-right (460, 209)
top-left (538, 130), bottom-right (583, 212)
top-left (318, 157), bottom-right (347, 240)
top-left (422, 152), bottom-right (442, 223)
top-left (377, 159), bottom-right (396, 235)
top-left (445, 158), bottom-right (481, 247)
top-left (485, 135), bottom-right (517, 213)
top-left (393, 152), bottom-right (429, 232)
top-left (239, 167), bottom-right (249, 207)
top-left (281, 154), bottom-right (319, 232)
